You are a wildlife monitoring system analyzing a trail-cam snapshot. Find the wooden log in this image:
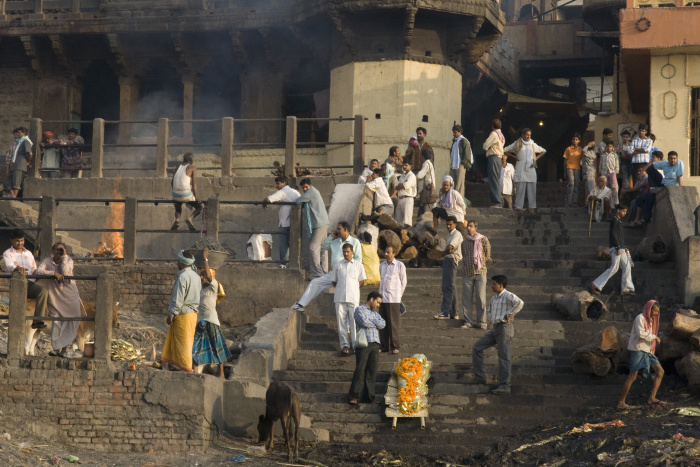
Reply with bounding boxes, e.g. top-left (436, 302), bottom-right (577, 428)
top-left (571, 326), bottom-right (621, 376)
top-left (378, 230), bottom-right (402, 254)
top-left (656, 335), bottom-right (693, 361)
top-left (400, 246), bottom-right (418, 260)
top-left (376, 214), bottom-right (401, 234)
top-left (596, 246), bottom-right (611, 261)
top-left (634, 235), bottom-right (668, 263)
top-left (668, 312), bottom-right (700, 339)
top-left (551, 291), bottom-right (609, 322)
top-left (691, 329), bottom-right (700, 351)
top-left (400, 229), bottom-right (410, 245)
top-left (675, 351), bottom-right (700, 389)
